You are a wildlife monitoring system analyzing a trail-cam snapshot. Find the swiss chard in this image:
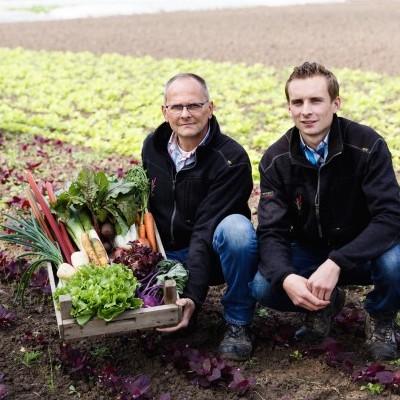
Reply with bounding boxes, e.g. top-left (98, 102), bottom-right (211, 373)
top-left (53, 168), bottom-right (139, 236)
